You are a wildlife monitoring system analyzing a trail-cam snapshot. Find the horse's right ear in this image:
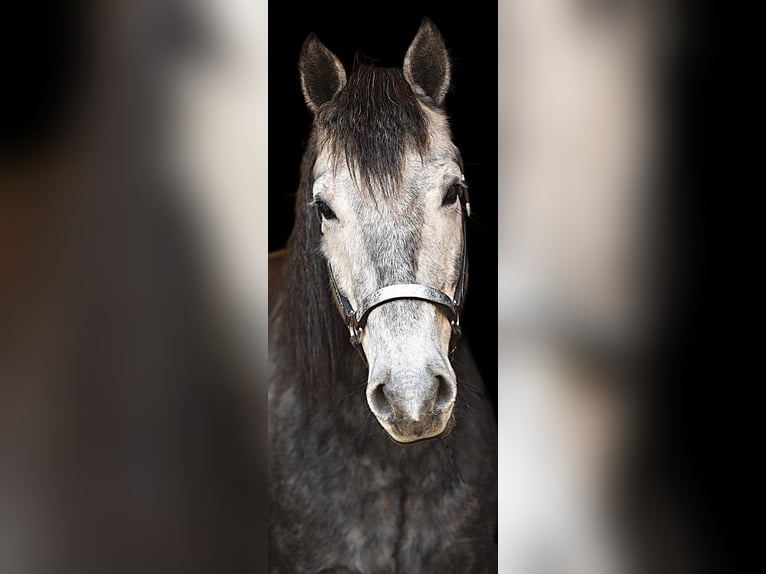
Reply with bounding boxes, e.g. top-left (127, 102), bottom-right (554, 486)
top-left (299, 33), bottom-right (347, 113)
